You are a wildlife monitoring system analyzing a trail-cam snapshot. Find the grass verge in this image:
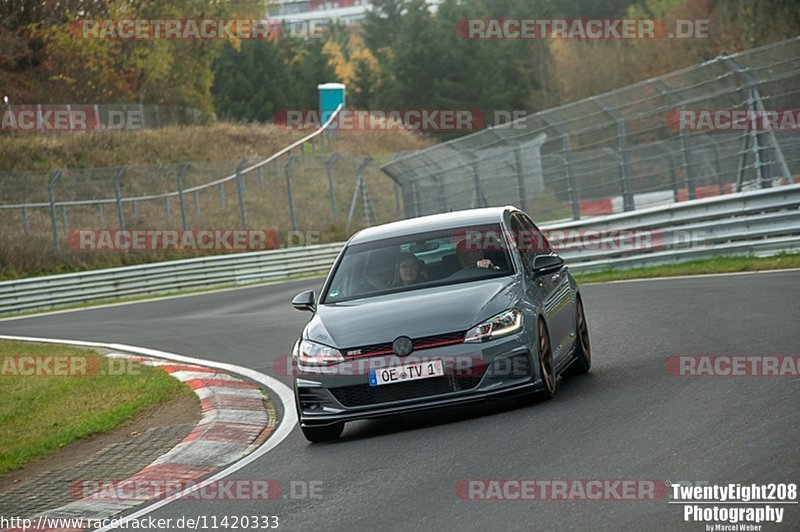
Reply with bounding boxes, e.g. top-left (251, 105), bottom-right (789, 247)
top-left (573, 253), bottom-right (800, 284)
top-left (0, 340), bottom-right (194, 475)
